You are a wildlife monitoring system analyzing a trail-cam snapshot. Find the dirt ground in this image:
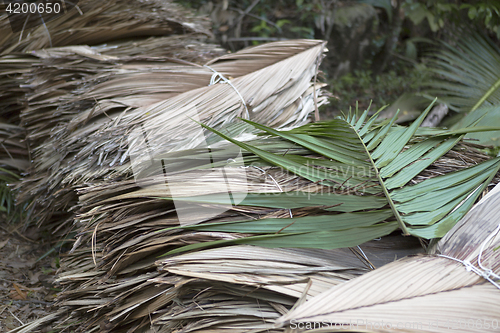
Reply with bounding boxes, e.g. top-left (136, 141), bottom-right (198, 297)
top-left (0, 223), bottom-right (56, 332)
